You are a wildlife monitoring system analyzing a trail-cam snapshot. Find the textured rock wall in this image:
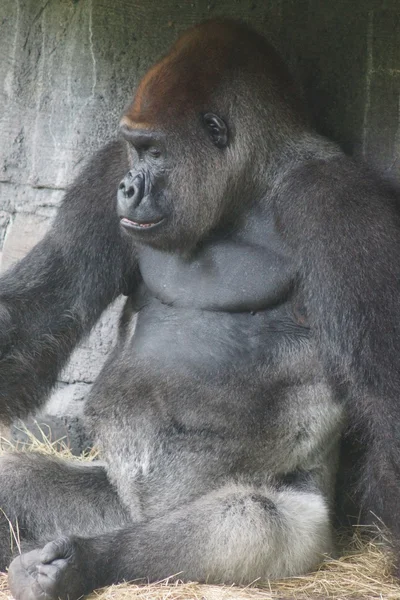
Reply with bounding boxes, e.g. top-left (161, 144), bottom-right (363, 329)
top-left (0, 0), bottom-right (399, 418)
